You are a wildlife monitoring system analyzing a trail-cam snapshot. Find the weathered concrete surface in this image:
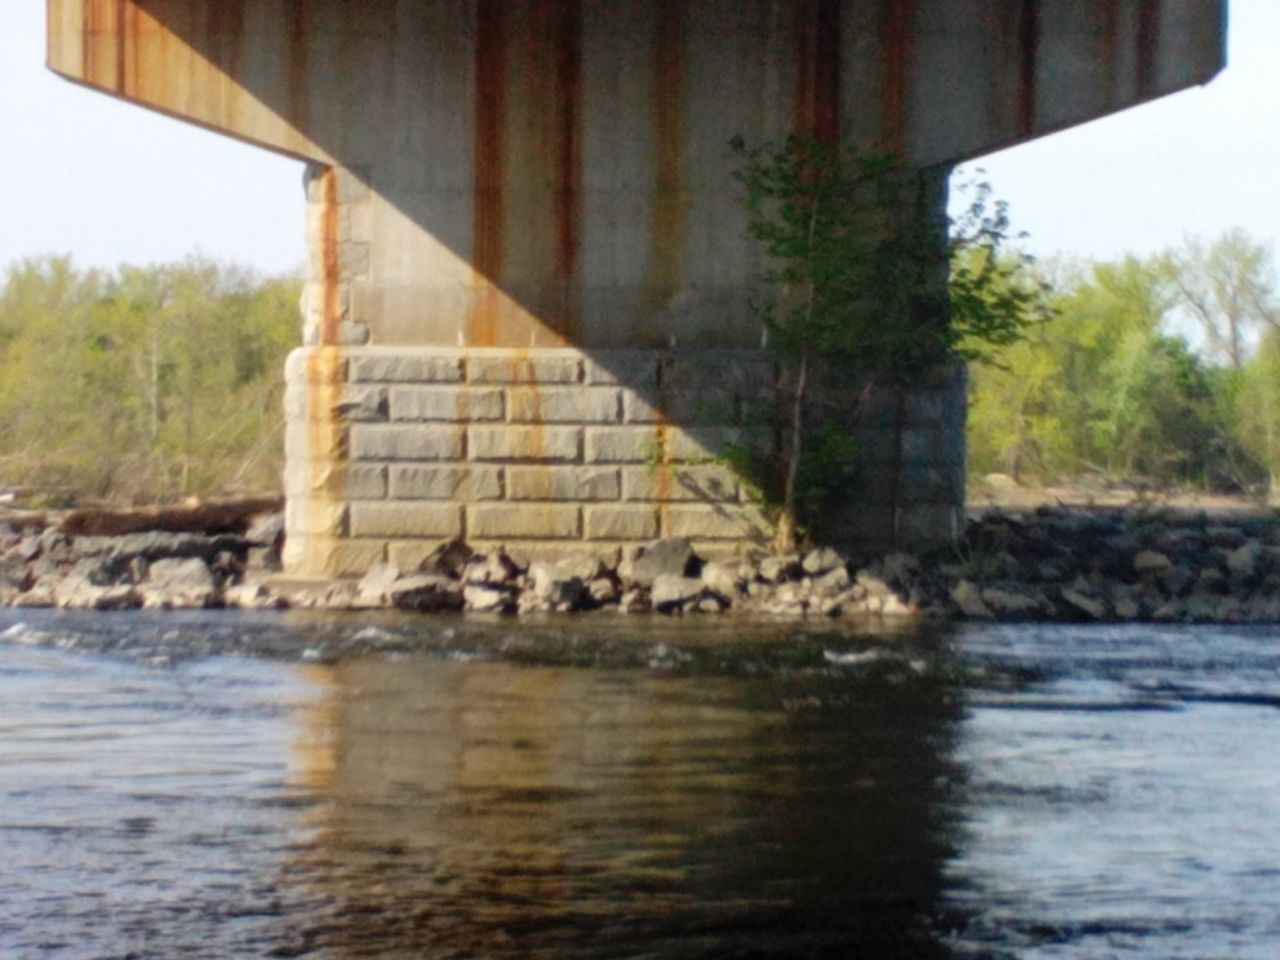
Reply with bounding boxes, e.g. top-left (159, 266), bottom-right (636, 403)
top-left (46, 0), bottom-right (1227, 571)
top-left (47, 0), bottom-right (1226, 350)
